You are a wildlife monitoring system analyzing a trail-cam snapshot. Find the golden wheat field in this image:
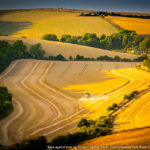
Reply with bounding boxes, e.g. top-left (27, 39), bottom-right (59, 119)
top-left (0, 59), bottom-right (138, 146)
top-left (74, 127), bottom-right (150, 150)
top-left (106, 16), bottom-right (150, 35)
top-left (0, 10), bottom-right (117, 38)
top-left (113, 69), bottom-right (150, 132)
top-left (63, 68), bottom-right (150, 120)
